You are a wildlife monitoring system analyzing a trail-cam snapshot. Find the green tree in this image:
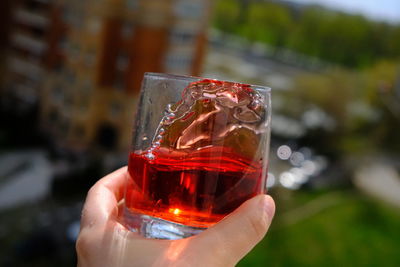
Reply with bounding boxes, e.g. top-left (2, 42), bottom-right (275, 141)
top-left (213, 0), bottom-right (241, 33)
top-left (243, 2), bottom-right (293, 47)
top-left (212, 0), bottom-right (400, 68)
